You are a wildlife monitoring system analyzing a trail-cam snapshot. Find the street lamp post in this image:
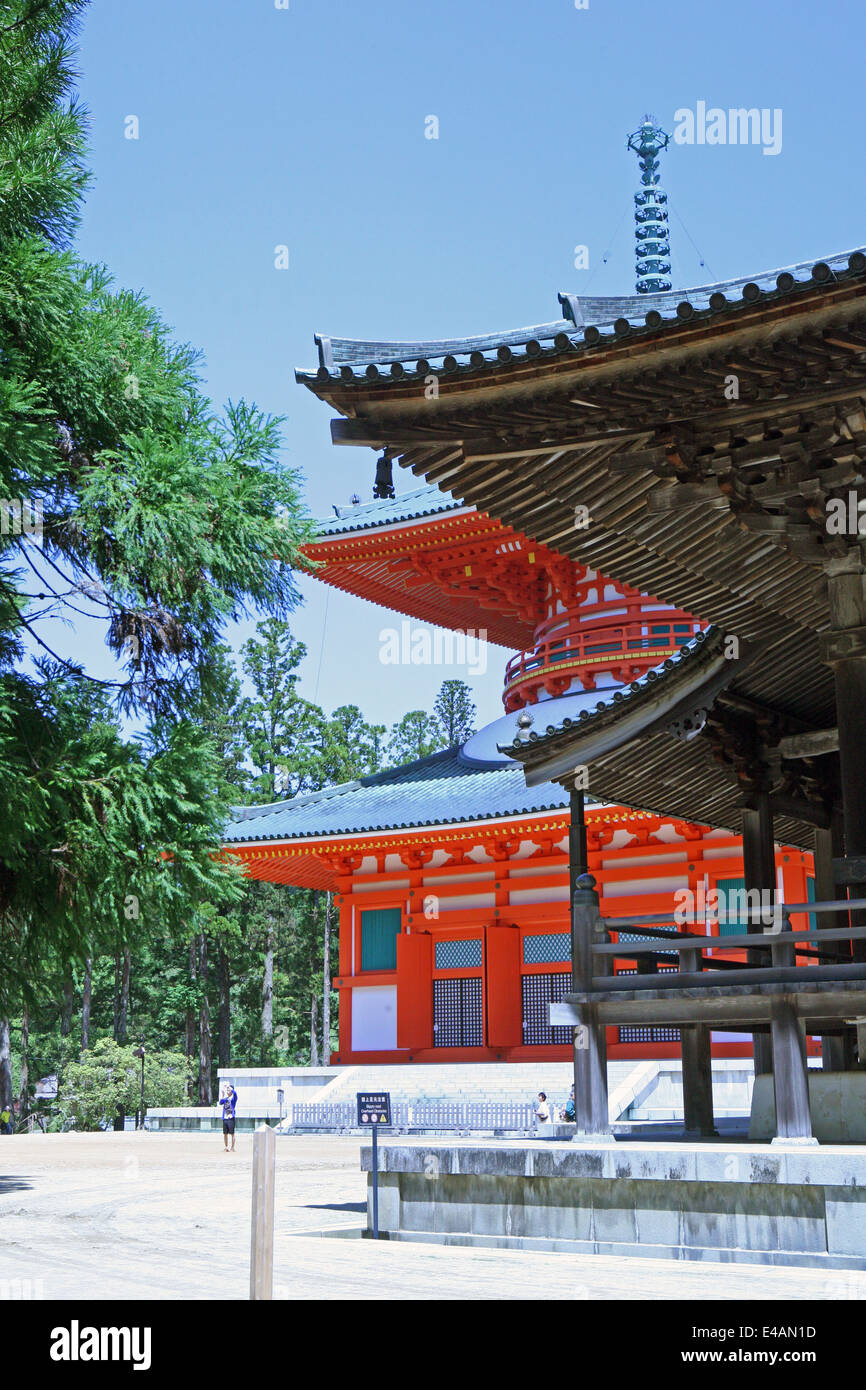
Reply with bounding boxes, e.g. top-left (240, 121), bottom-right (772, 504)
top-left (133, 1044), bottom-right (146, 1129)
